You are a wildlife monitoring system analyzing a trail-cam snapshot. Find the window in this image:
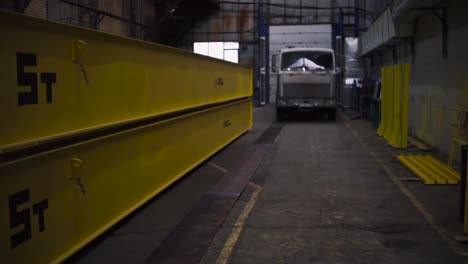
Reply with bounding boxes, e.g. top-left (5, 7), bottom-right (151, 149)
top-left (281, 51), bottom-right (334, 71)
top-left (194, 42), bottom-right (239, 63)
